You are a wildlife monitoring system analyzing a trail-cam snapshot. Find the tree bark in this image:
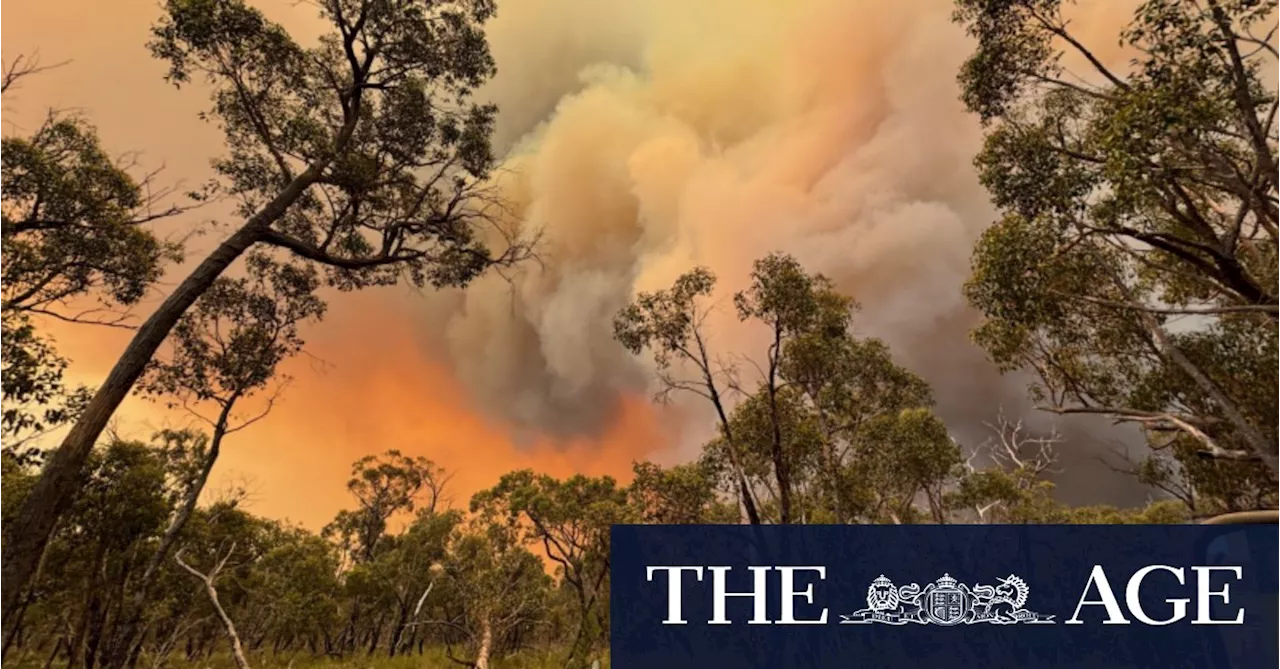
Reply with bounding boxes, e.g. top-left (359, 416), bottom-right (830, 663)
top-left (766, 321), bottom-right (792, 523)
top-left (2, 163), bottom-right (324, 613)
top-left (473, 616), bottom-right (493, 669)
top-left (42, 635), bottom-right (66, 669)
top-left (812, 408), bottom-right (845, 523)
top-left (175, 550), bottom-right (251, 669)
top-left (364, 616), bottom-right (383, 656)
top-left (386, 606), bottom-right (407, 658)
top-left (390, 578), bottom-right (433, 656)
top-left (1144, 315), bottom-right (1279, 475)
top-left (707, 386), bottom-right (762, 525)
top-left (693, 329), bottom-right (761, 525)
top-left (66, 542), bottom-right (108, 669)
top-left (1110, 272), bottom-right (1280, 476)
